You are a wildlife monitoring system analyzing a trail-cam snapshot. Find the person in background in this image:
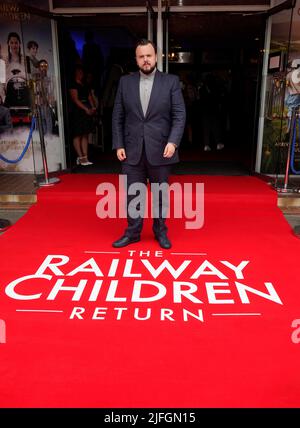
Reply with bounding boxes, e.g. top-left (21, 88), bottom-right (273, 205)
top-left (182, 73), bottom-right (198, 144)
top-left (85, 70), bottom-right (99, 110)
top-left (5, 32), bottom-right (29, 109)
top-left (82, 30), bottom-right (104, 98)
top-left (62, 31), bottom-right (81, 88)
top-left (286, 59), bottom-right (300, 120)
top-left (6, 32), bottom-right (25, 80)
top-left (199, 72), bottom-right (225, 152)
top-left (26, 40), bottom-right (40, 76)
top-left (85, 70), bottom-right (99, 146)
top-left (69, 65), bottom-right (97, 166)
top-left (101, 59), bottom-right (124, 146)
